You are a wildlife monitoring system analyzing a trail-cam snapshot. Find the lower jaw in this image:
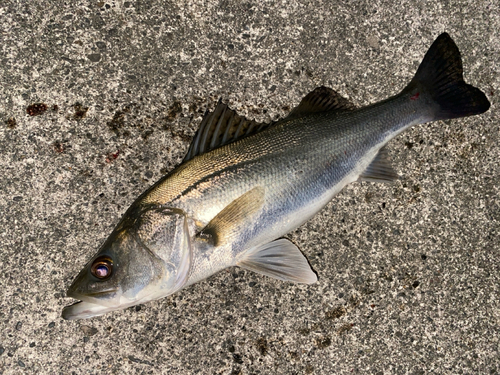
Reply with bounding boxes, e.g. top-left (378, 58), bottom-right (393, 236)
top-left (61, 300), bottom-right (121, 320)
